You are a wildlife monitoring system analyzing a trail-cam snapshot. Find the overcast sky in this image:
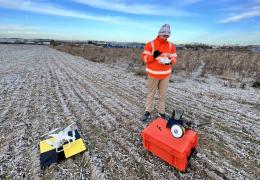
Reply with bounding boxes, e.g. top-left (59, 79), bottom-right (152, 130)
top-left (0, 0), bottom-right (260, 45)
